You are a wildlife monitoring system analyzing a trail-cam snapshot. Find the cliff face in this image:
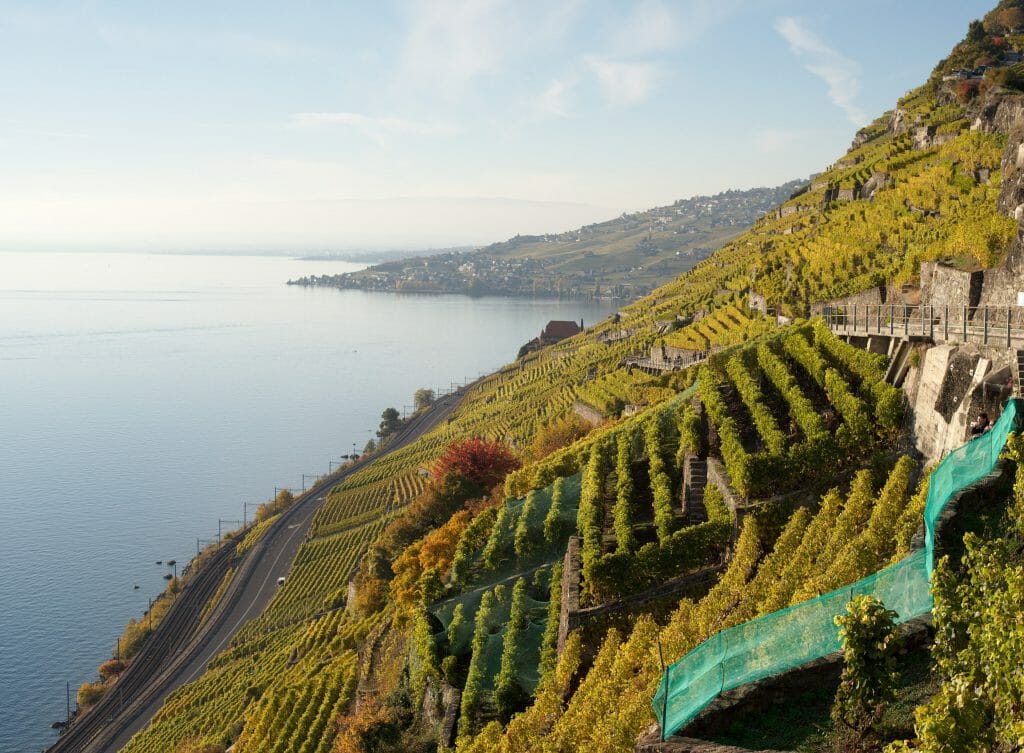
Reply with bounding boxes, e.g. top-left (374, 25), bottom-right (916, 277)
top-left (971, 90), bottom-right (1024, 271)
